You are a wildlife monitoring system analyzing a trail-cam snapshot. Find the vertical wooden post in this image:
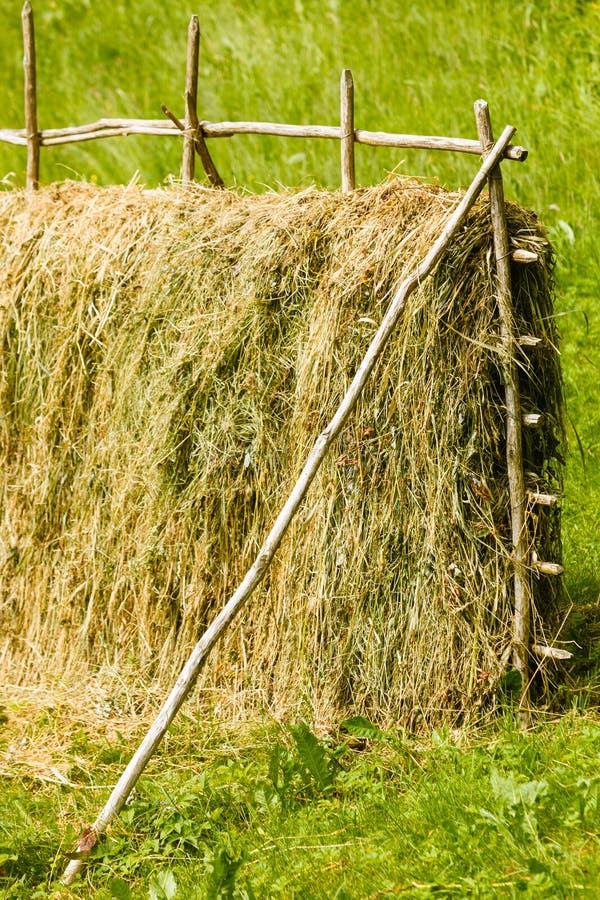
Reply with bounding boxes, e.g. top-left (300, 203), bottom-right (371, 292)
top-left (182, 14), bottom-right (199, 183)
top-left (474, 99), bottom-right (531, 729)
top-left (22, 0), bottom-right (40, 190)
top-left (340, 69), bottom-right (355, 191)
